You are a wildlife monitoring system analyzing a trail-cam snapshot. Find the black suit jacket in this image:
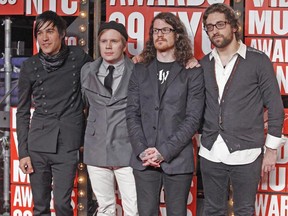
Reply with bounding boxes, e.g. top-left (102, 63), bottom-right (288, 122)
top-left (16, 46), bottom-right (92, 159)
top-left (126, 60), bottom-right (205, 174)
